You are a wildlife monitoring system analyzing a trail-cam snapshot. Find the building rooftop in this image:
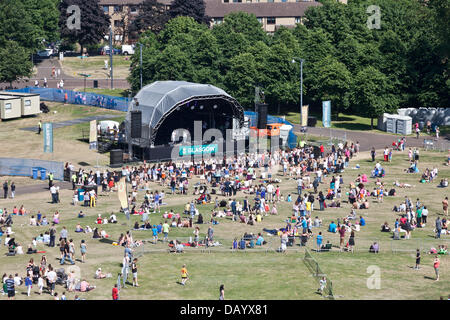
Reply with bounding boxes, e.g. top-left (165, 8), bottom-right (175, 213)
top-left (99, 0), bottom-right (321, 17)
